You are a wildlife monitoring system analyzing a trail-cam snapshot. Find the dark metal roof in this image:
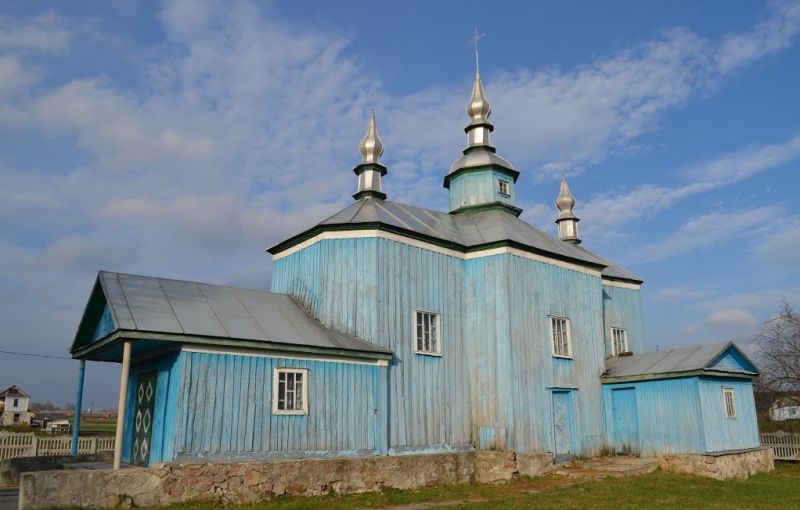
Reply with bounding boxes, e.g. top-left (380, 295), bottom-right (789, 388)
top-left (74, 272), bottom-right (390, 357)
top-left (0, 385), bottom-right (30, 398)
top-left (603, 341), bottom-right (759, 381)
top-left (279, 198), bottom-right (642, 282)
